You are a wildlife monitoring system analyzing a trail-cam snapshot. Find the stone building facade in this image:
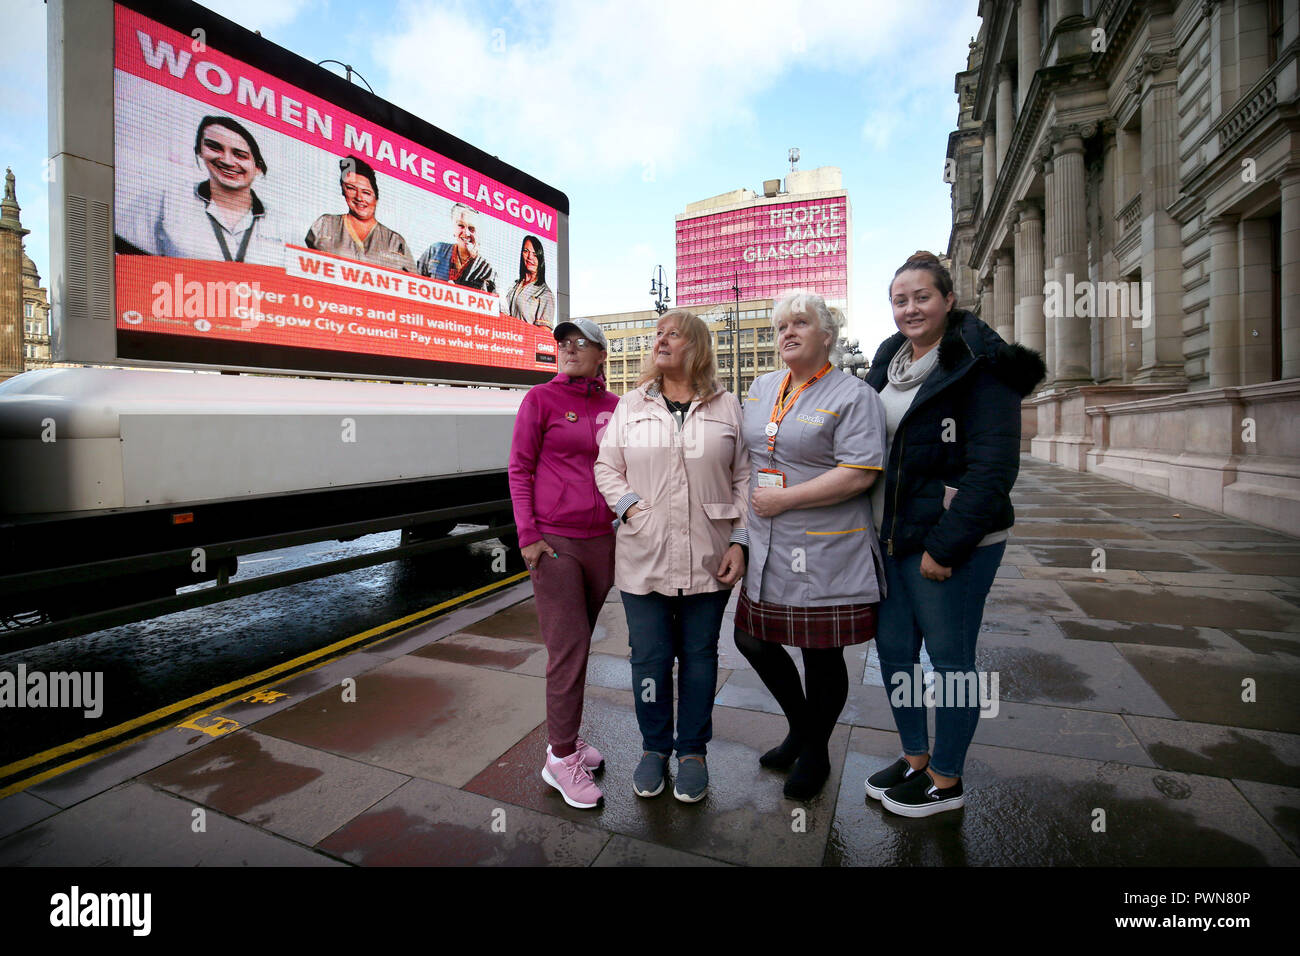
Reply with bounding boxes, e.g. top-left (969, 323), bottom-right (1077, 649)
top-left (949, 0), bottom-right (1300, 534)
